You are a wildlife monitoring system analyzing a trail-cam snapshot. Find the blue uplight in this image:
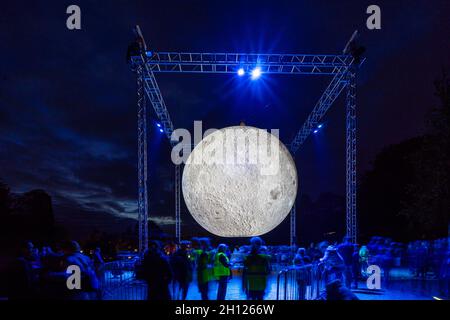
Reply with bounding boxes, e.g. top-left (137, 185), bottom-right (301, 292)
top-left (237, 68), bottom-right (245, 76)
top-left (159, 128), bottom-right (164, 133)
top-left (313, 129), bottom-right (319, 134)
top-left (156, 123), bottom-right (162, 128)
top-left (317, 124), bottom-right (323, 129)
